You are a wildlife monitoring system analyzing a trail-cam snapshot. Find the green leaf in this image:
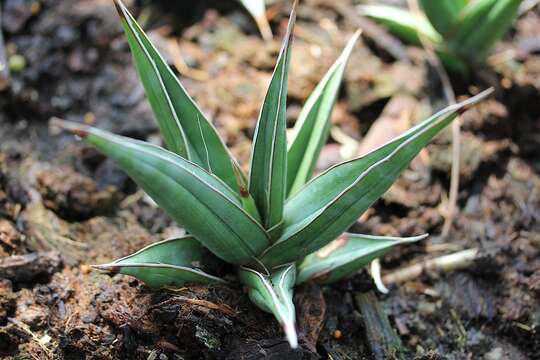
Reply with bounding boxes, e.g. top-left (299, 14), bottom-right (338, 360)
top-left (287, 30), bottom-right (360, 197)
top-left (419, 0), bottom-right (466, 37)
top-left (52, 119), bottom-right (270, 265)
top-left (114, 0), bottom-right (244, 193)
top-left (297, 233), bottom-right (427, 284)
top-left (93, 236), bottom-right (224, 288)
top-left (249, 1), bottom-right (297, 234)
top-left (451, 0), bottom-right (498, 46)
top-left (238, 264), bottom-right (298, 348)
top-left (457, 0), bottom-right (521, 61)
top-left (238, 0), bottom-right (272, 41)
top-left (357, 4), bottom-right (442, 46)
top-left (259, 89), bottom-right (493, 268)
top-left (357, 3), bottom-right (468, 73)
